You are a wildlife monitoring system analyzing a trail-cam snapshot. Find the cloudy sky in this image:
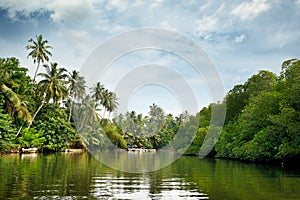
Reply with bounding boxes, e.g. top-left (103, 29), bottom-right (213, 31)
top-left (0, 0), bottom-right (299, 115)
